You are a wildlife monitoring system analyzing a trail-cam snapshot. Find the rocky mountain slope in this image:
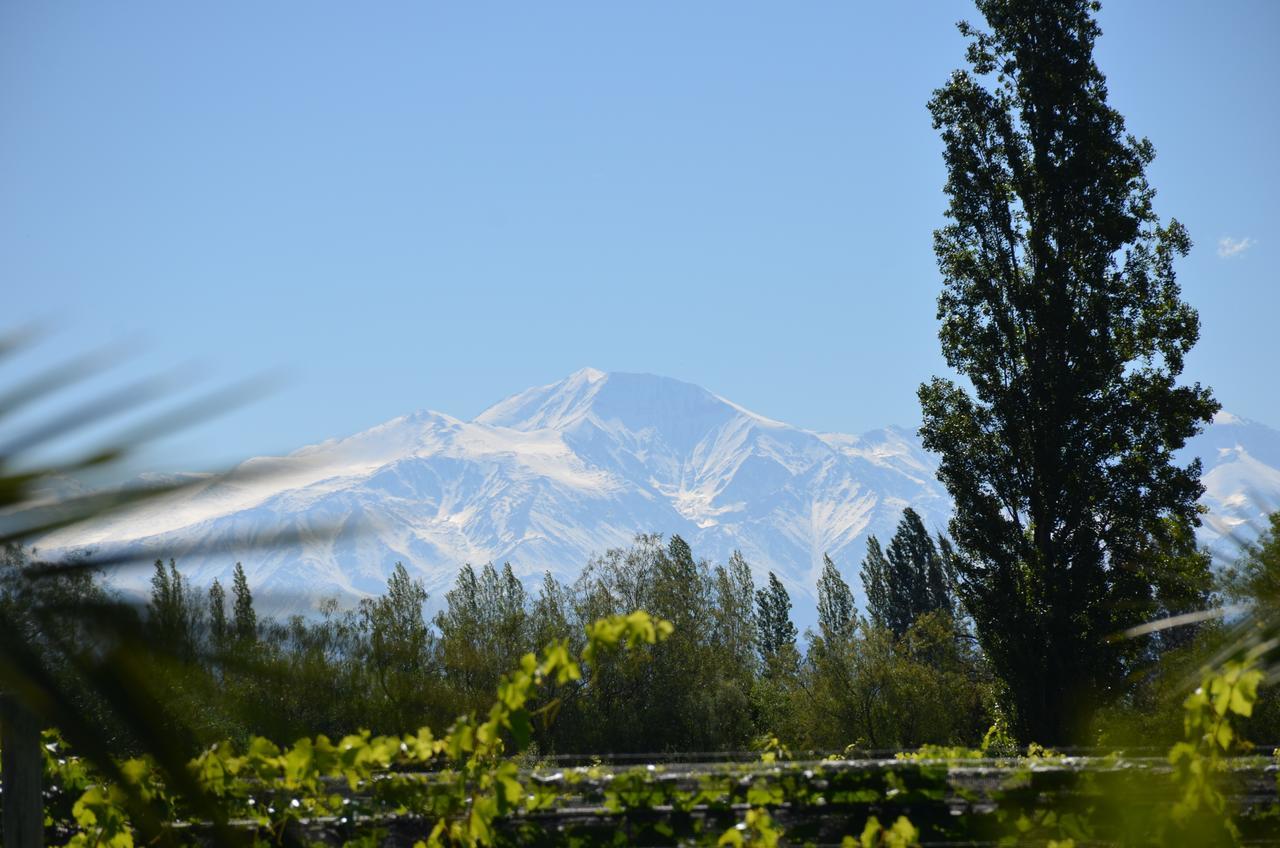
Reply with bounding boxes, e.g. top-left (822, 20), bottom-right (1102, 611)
top-left (43, 369), bottom-right (1280, 618)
